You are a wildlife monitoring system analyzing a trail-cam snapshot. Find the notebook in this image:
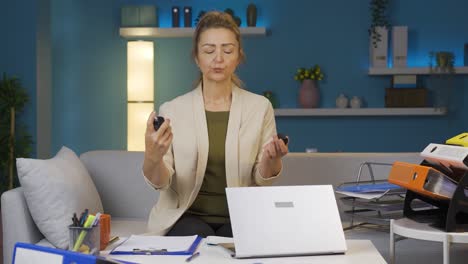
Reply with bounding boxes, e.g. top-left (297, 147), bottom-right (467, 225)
top-left (226, 185), bottom-right (347, 258)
